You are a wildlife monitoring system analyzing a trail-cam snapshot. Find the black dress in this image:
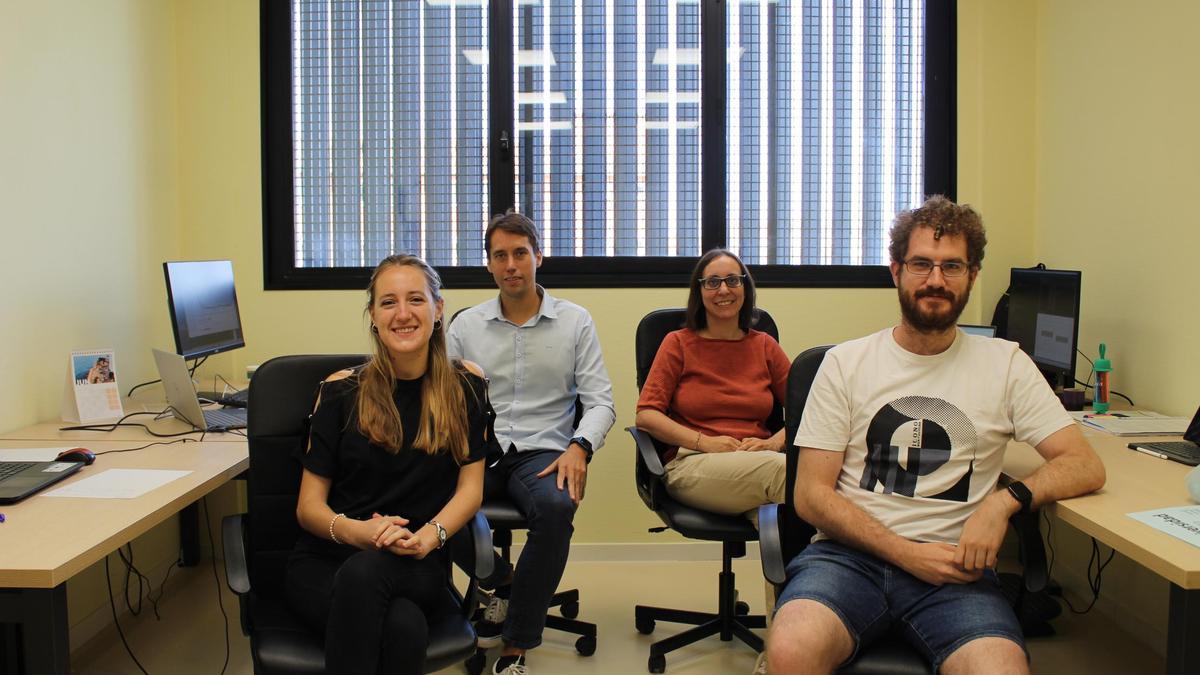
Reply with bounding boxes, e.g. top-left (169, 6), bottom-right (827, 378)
top-left (285, 366), bottom-right (492, 675)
